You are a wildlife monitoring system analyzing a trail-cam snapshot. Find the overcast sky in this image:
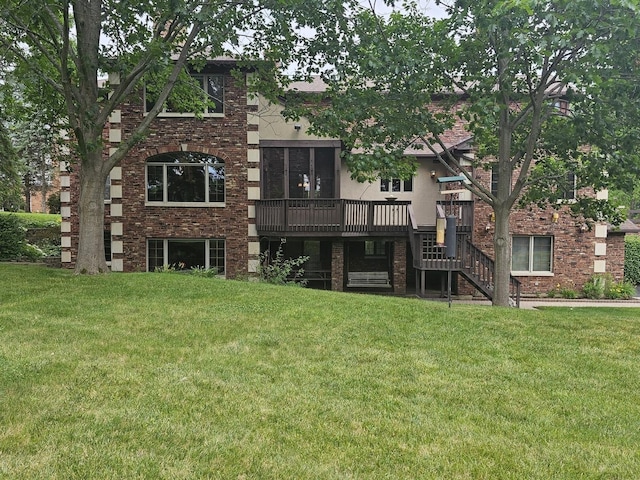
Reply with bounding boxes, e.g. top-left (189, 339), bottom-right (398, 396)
top-left (369, 0), bottom-right (449, 19)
